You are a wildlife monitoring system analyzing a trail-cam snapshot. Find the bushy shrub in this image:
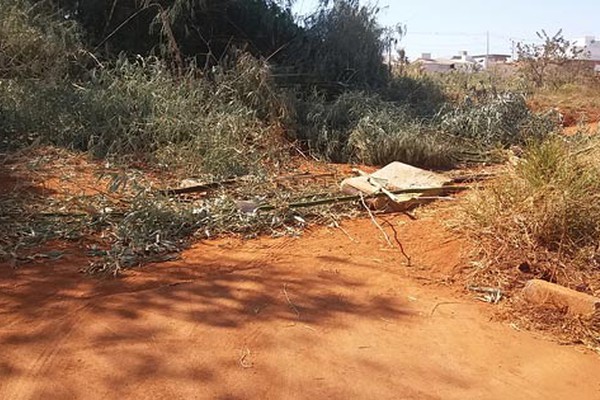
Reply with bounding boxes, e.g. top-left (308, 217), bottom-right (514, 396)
top-left (348, 112), bottom-right (457, 169)
top-left (0, 55), bottom-right (284, 177)
top-left (0, 0), bottom-right (82, 79)
top-left (439, 92), bottom-right (559, 146)
top-left (291, 91), bottom-right (457, 168)
top-left (383, 74), bottom-right (447, 118)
